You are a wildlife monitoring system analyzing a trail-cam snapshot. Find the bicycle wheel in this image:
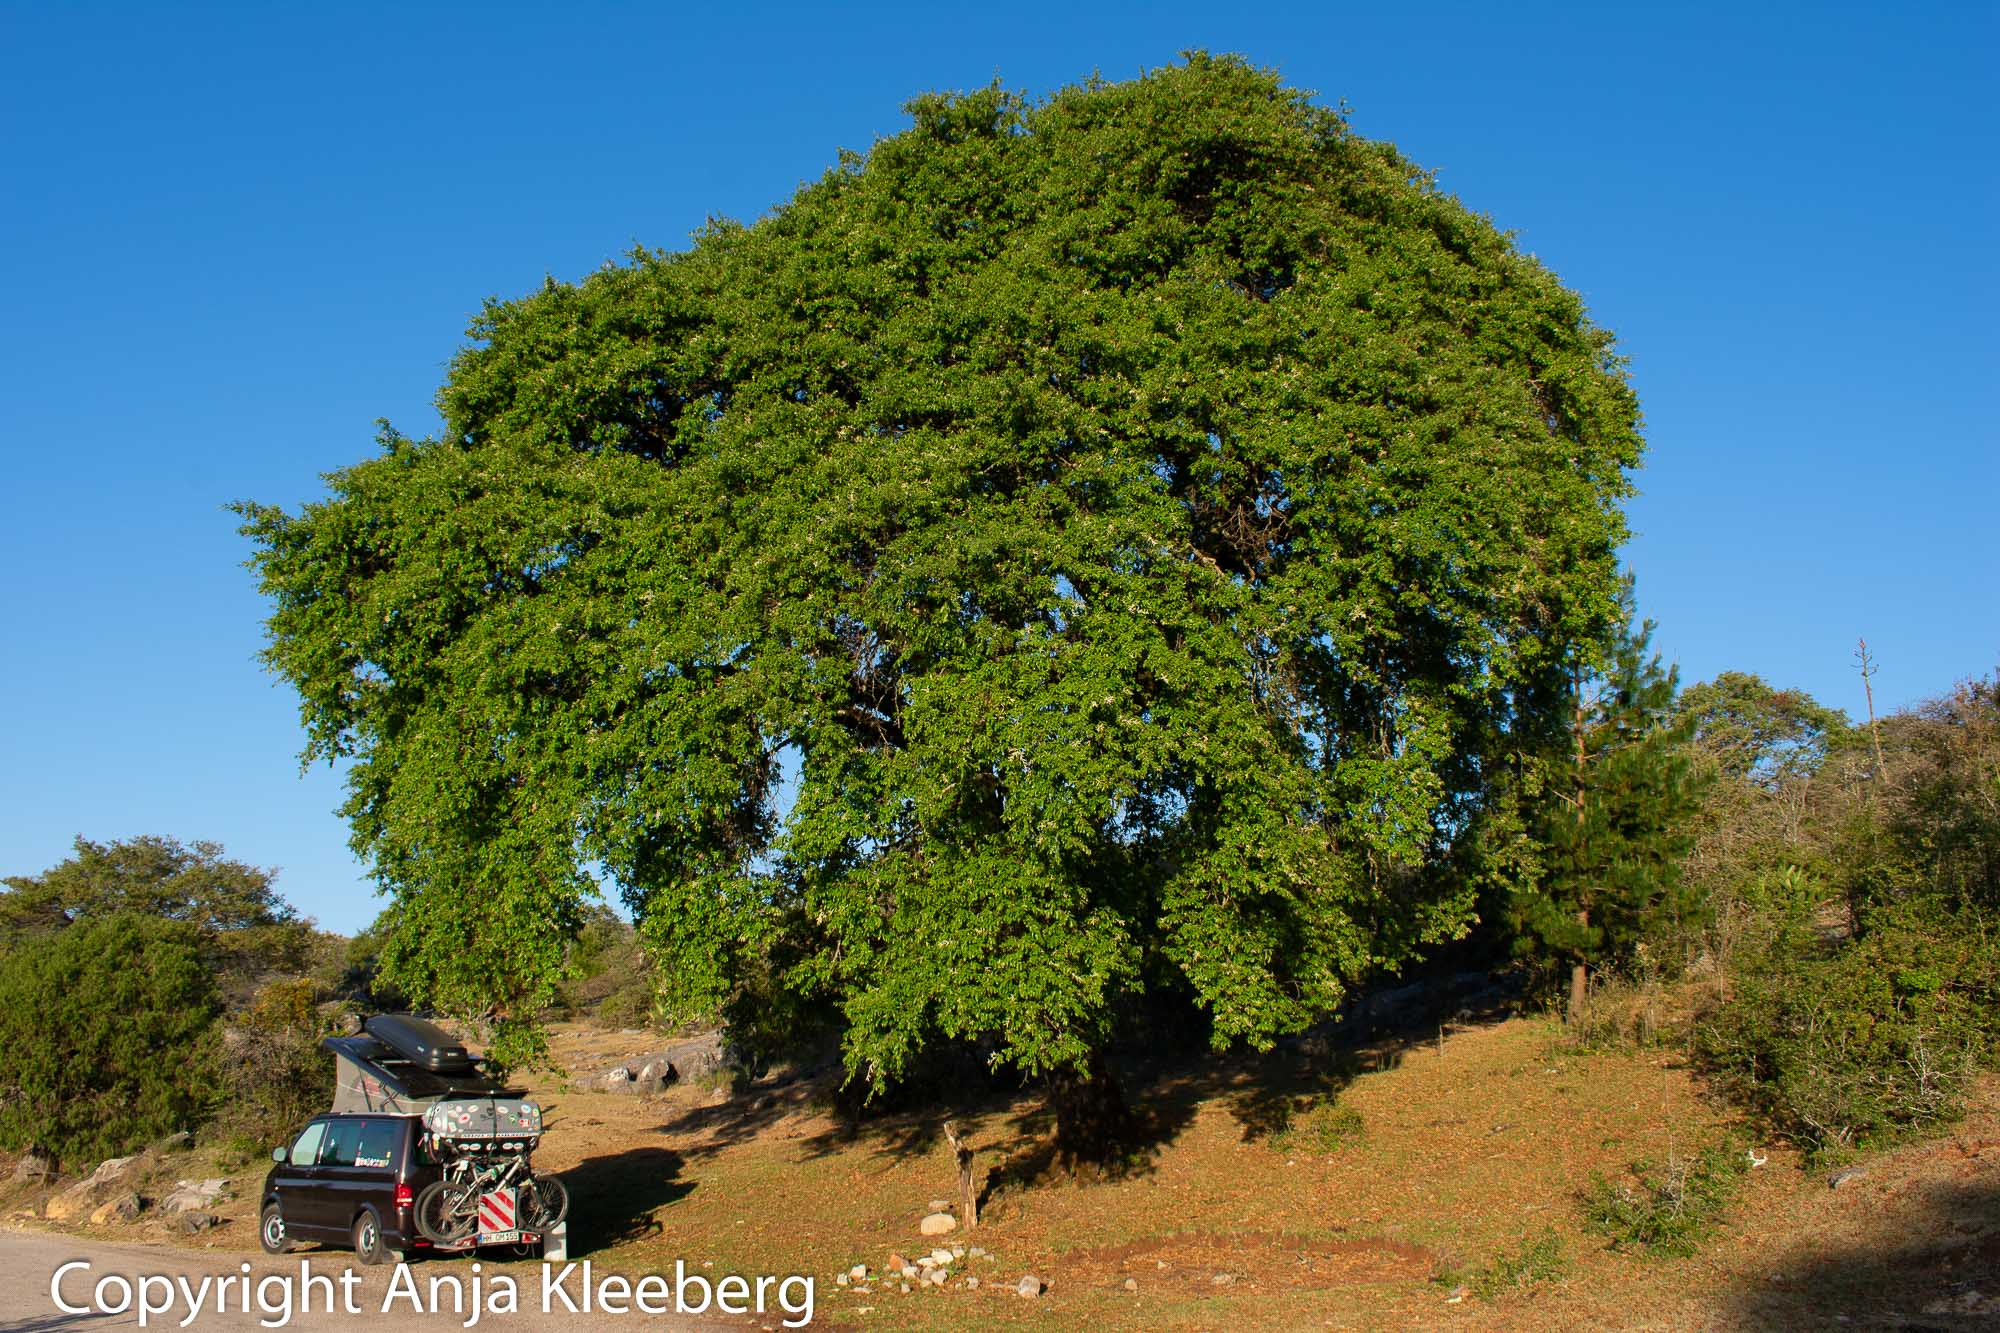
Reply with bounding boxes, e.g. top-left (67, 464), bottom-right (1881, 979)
top-left (521, 1172), bottom-right (569, 1230)
top-left (415, 1179), bottom-right (478, 1244)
